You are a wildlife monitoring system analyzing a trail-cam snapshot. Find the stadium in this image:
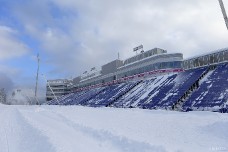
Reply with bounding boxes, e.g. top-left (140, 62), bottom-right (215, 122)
top-left (47, 46), bottom-right (228, 113)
